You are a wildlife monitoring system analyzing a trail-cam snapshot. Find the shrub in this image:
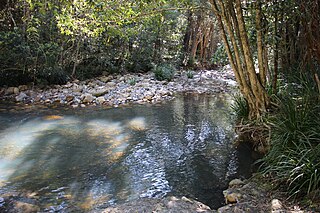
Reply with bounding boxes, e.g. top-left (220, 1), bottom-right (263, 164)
top-left (186, 70), bottom-right (194, 79)
top-left (230, 94), bottom-right (250, 121)
top-left (259, 84), bottom-right (320, 198)
top-left (153, 63), bottom-right (176, 81)
top-left (211, 44), bottom-right (229, 66)
top-left (127, 77), bottom-right (136, 86)
top-left (37, 66), bottom-right (69, 85)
